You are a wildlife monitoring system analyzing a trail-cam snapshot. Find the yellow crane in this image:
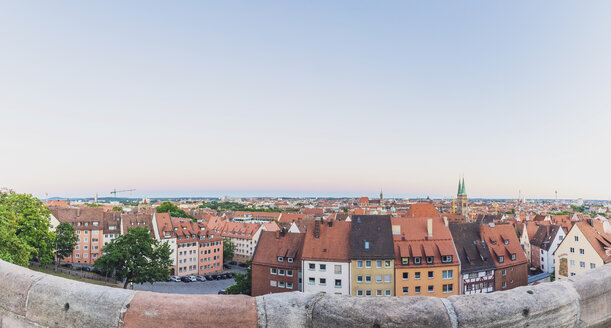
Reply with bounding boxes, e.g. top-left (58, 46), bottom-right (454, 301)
top-left (110, 189), bottom-right (136, 199)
